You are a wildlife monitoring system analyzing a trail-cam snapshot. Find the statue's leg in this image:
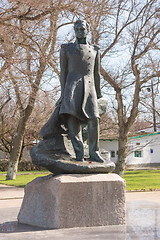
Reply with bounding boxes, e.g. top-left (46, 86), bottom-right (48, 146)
top-left (88, 118), bottom-right (104, 163)
top-left (67, 115), bottom-right (84, 161)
